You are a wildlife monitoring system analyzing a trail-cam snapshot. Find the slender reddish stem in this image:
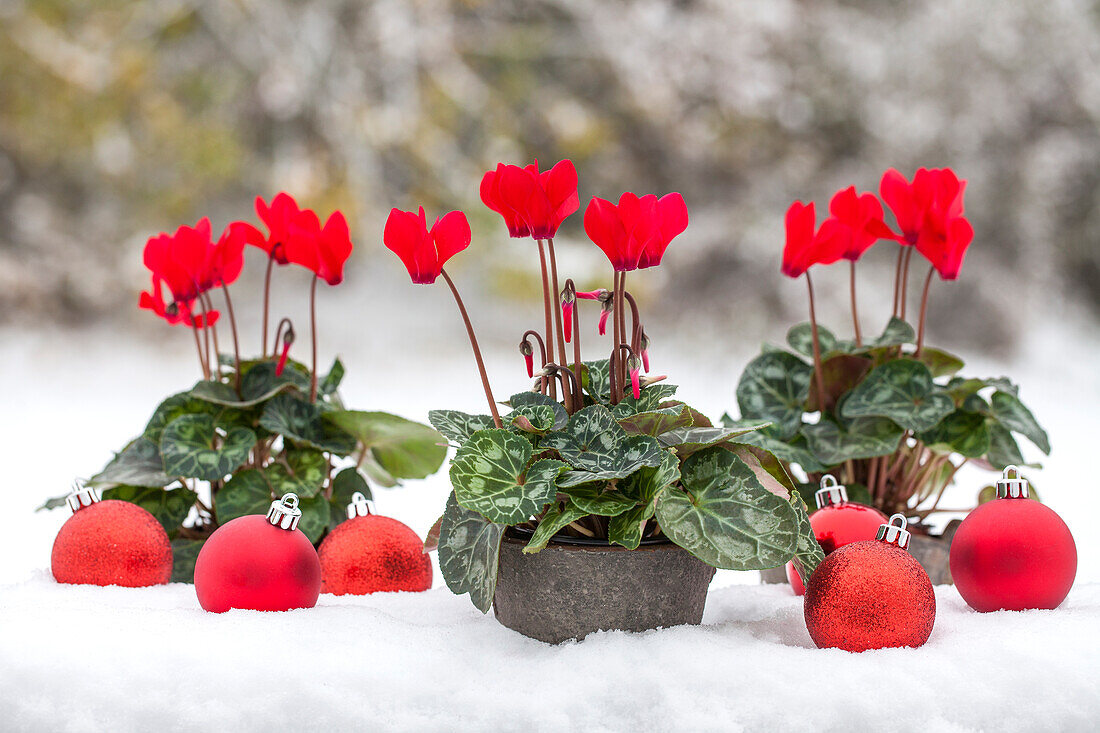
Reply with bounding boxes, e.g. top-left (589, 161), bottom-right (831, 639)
top-left (191, 321), bottom-right (209, 379)
top-left (804, 272), bottom-right (827, 409)
top-left (201, 292), bottom-right (222, 380)
top-left (572, 291), bottom-right (582, 410)
top-left (617, 270), bottom-right (629, 392)
top-left (915, 265), bottom-right (935, 357)
top-left (899, 247), bottom-right (914, 320)
top-left (892, 246), bottom-right (905, 317)
top-left (536, 240), bottom-right (556, 401)
top-left (849, 260), bottom-right (862, 347)
top-left (522, 329), bottom-right (548, 395)
top-left (610, 270), bottom-right (622, 403)
top-left (623, 291), bottom-right (642, 352)
top-left (309, 274), bottom-right (319, 402)
top-left (220, 282), bottom-right (242, 393)
top-left (441, 268), bottom-right (502, 428)
top-left (546, 238), bottom-right (572, 411)
top-left (262, 255), bottom-right (275, 356)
